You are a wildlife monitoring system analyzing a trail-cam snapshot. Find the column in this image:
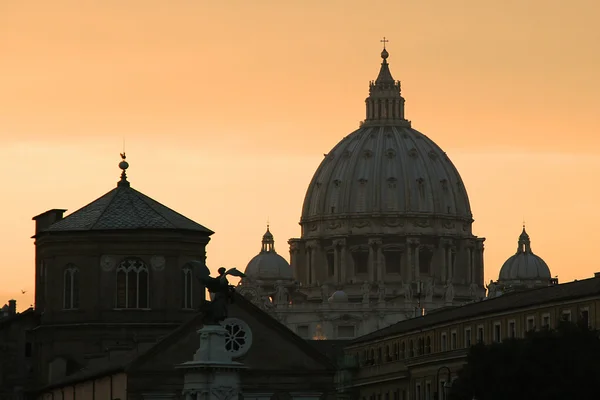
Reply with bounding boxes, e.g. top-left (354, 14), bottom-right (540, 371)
top-left (305, 247), bottom-right (312, 285)
top-left (339, 239), bottom-right (347, 284)
top-left (413, 241), bottom-right (420, 280)
top-left (333, 242), bottom-right (340, 284)
top-left (290, 242), bottom-right (300, 281)
top-left (405, 241), bottom-right (412, 282)
top-left (466, 245), bottom-right (473, 283)
top-left (376, 245), bottom-right (383, 282)
top-left (368, 243), bottom-right (376, 282)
